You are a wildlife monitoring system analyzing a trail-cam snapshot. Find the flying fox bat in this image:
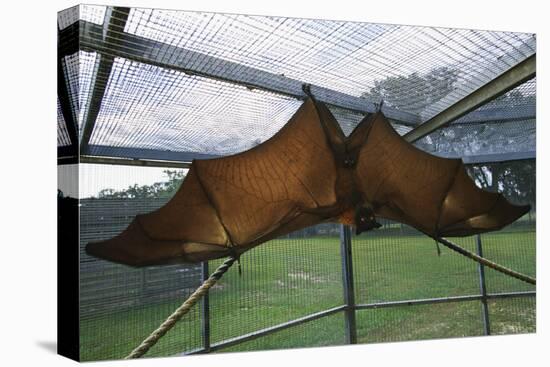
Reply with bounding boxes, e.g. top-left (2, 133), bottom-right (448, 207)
top-left (86, 96), bottom-right (530, 267)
